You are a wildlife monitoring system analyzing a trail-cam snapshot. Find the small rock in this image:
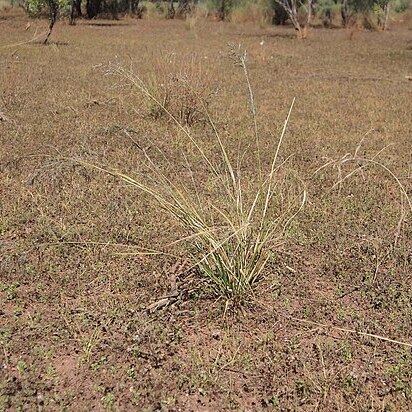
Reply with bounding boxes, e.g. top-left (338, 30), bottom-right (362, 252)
top-left (211, 330), bottom-right (221, 340)
top-left (37, 393), bottom-right (44, 404)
